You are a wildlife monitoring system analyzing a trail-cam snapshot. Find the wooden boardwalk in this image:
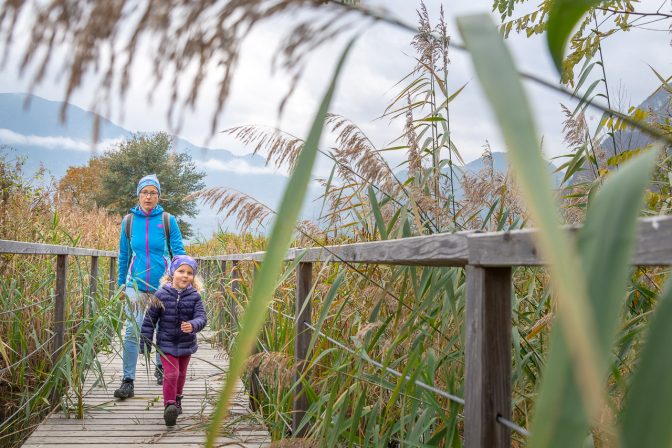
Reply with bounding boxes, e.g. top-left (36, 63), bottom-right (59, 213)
top-left (22, 332), bottom-right (271, 447)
